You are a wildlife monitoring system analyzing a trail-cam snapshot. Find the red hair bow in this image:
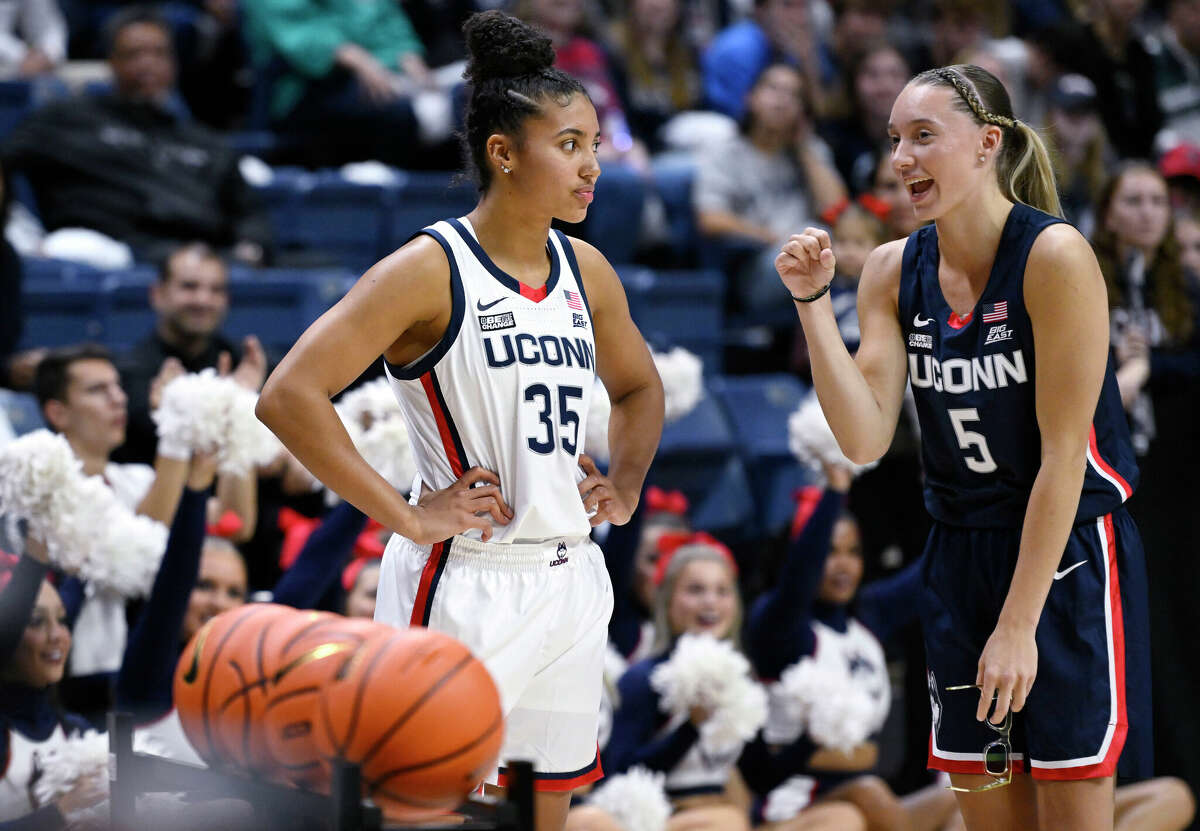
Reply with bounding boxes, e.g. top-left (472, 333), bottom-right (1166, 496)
top-left (0, 549), bottom-right (18, 594)
top-left (644, 486), bottom-right (689, 517)
top-left (652, 531), bottom-right (737, 586)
